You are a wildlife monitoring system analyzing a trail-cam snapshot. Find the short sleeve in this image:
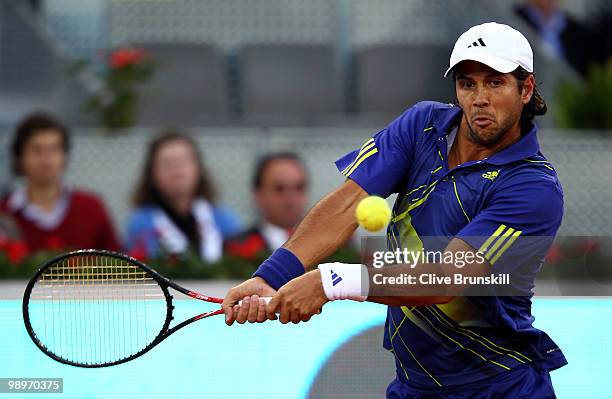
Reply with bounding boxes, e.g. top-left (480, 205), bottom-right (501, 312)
top-left (456, 171), bottom-right (563, 274)
top-left (334, 104), bottom-right (424, 197)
